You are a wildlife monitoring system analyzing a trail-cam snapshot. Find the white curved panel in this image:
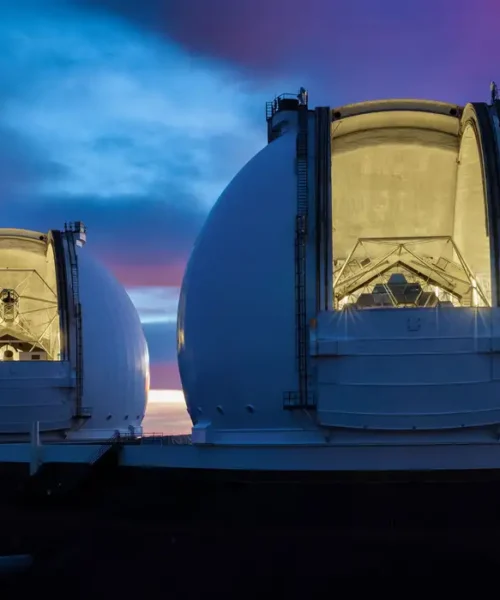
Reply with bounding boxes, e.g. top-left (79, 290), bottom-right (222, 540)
top-left (67, 249), bottom-right (149, 440)
top-left (178, 132), bottom-right (308, 434)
